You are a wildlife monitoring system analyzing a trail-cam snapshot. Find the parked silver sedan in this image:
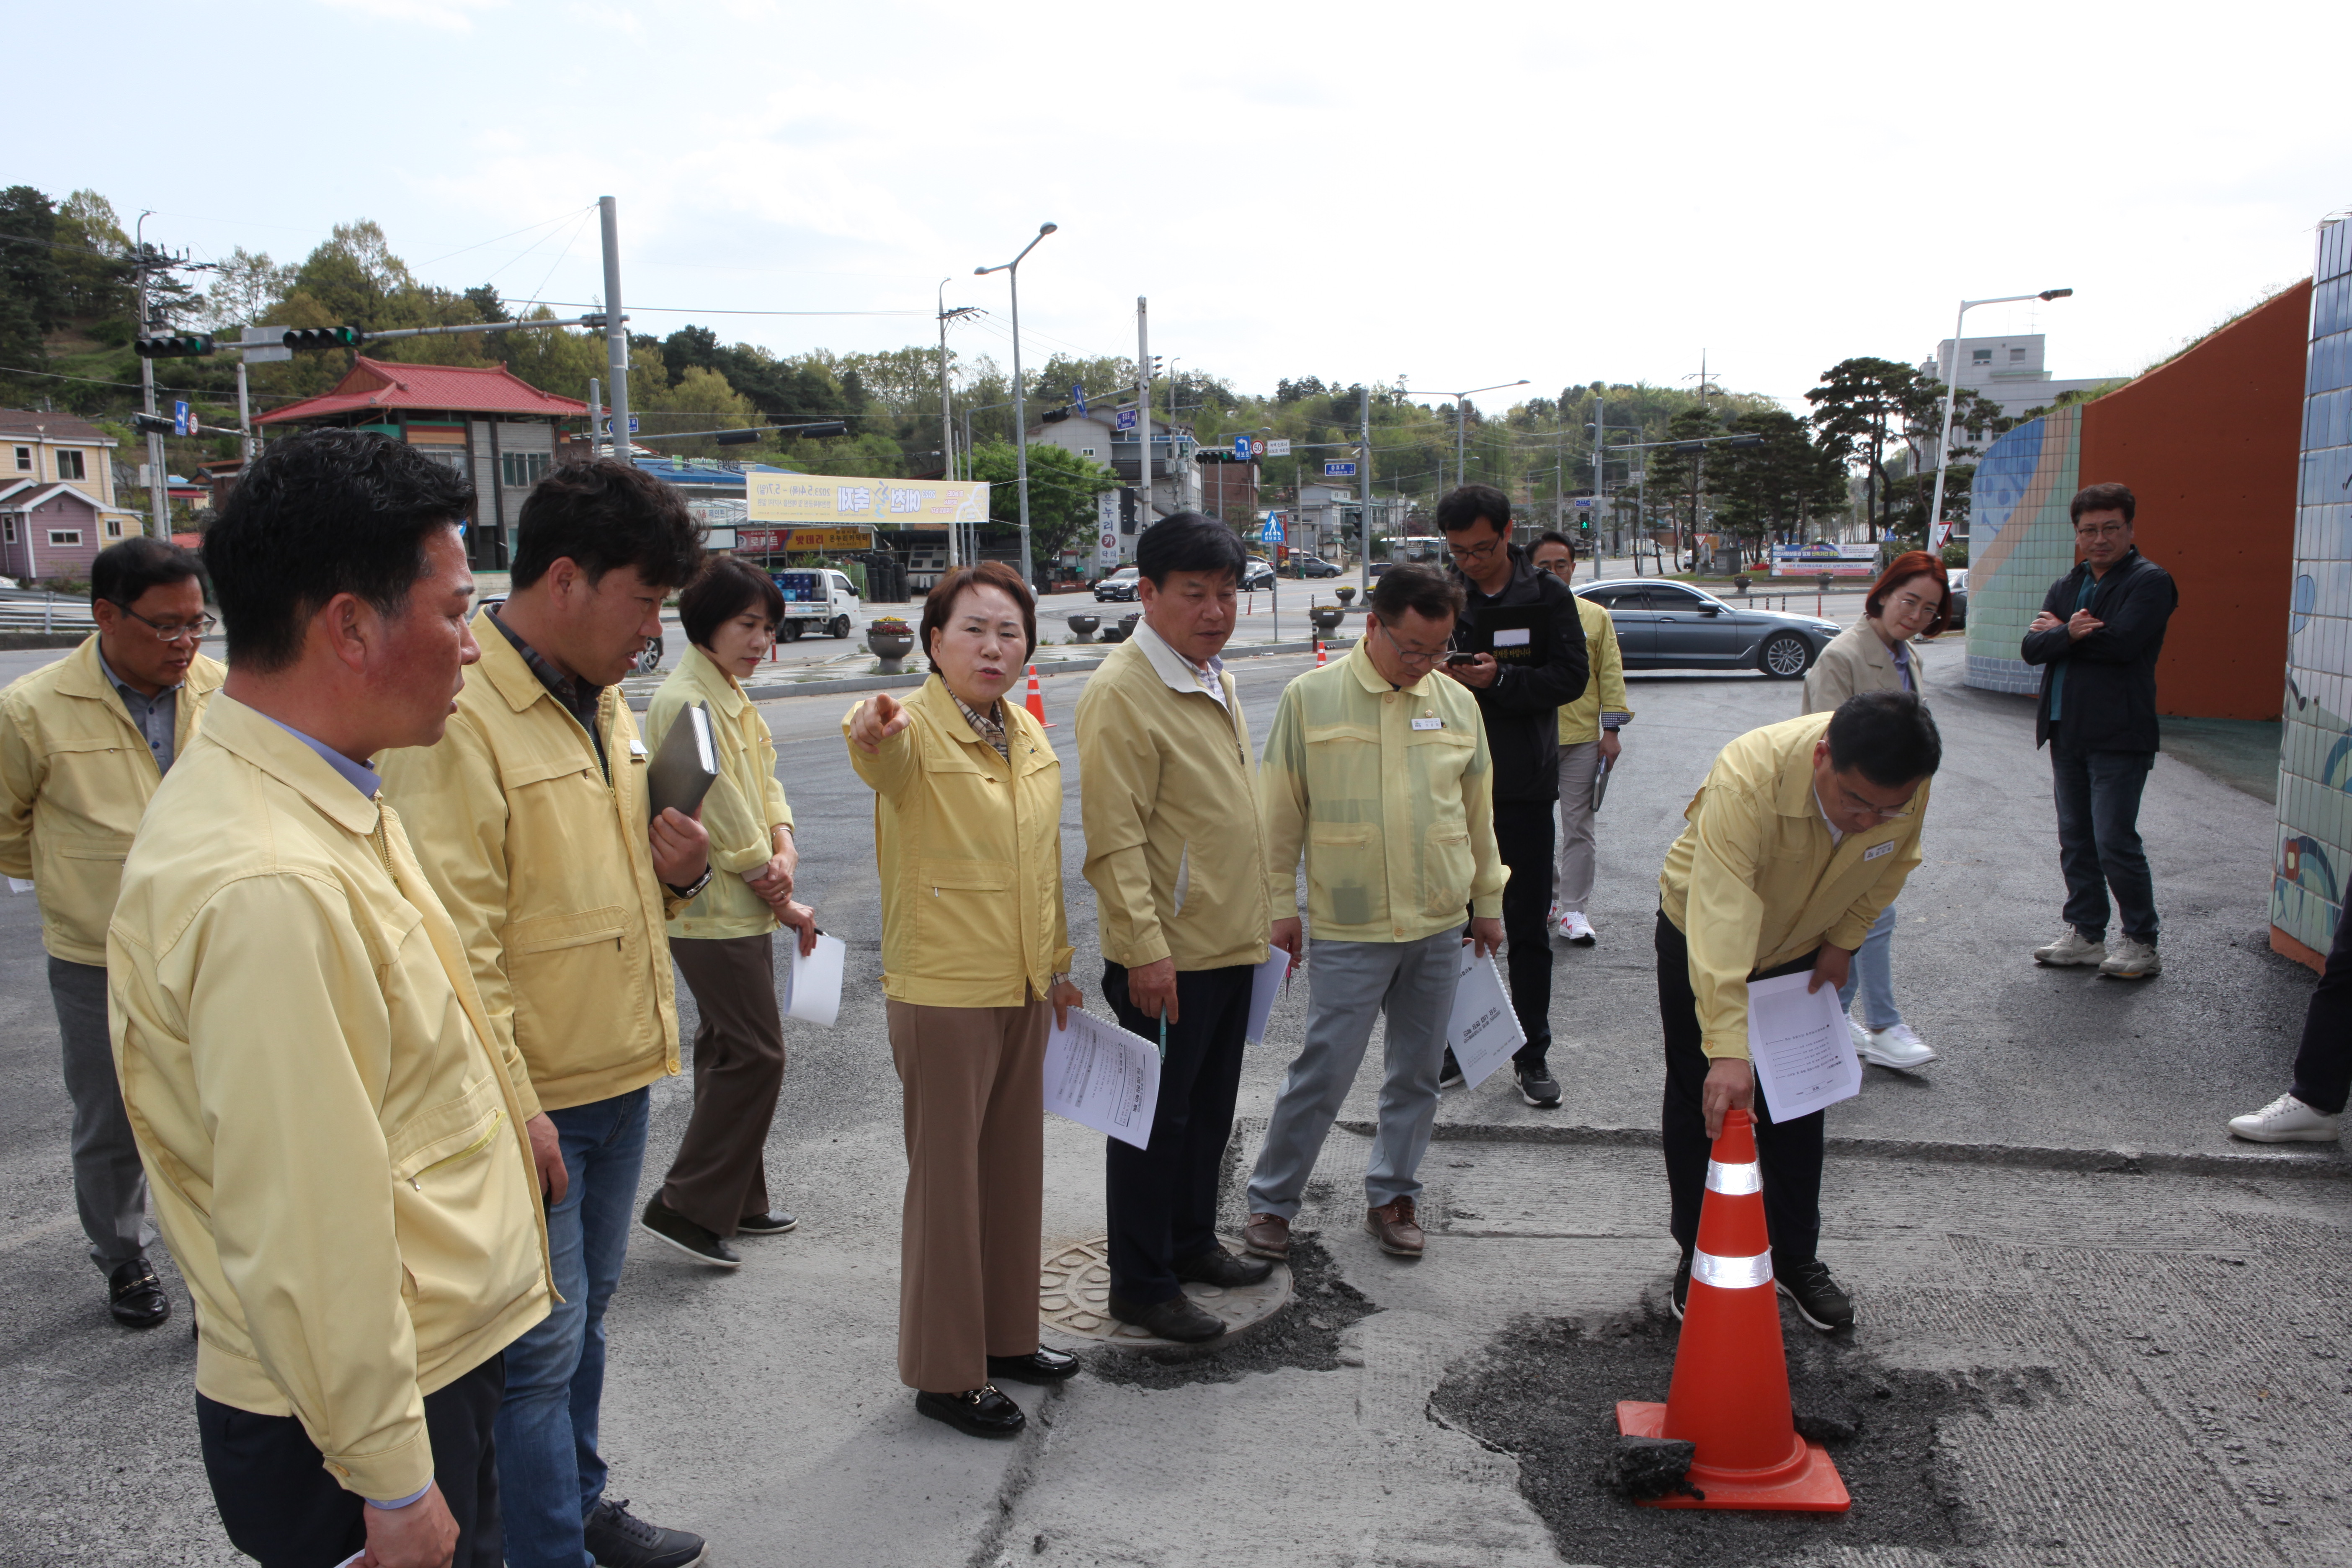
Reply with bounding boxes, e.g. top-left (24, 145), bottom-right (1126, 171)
top-left (1574, 578), bottom-right (1840, 678)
